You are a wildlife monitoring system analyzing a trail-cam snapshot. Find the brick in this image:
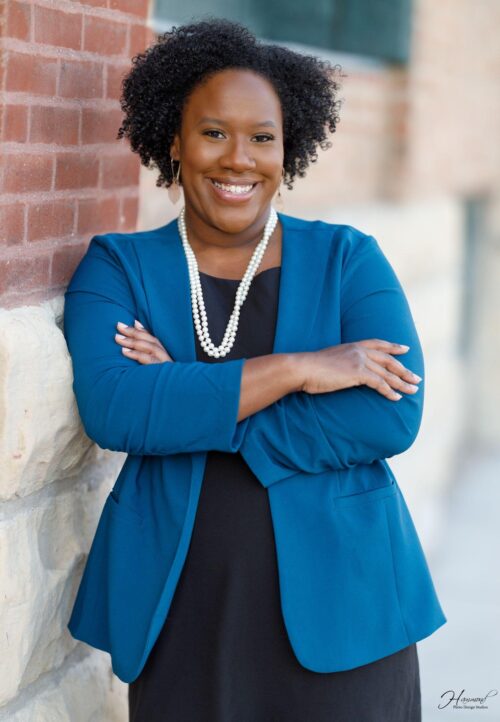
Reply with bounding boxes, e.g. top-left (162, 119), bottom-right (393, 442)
top-left (30, 106), bottom-right (80, 145)
top-left (101, 154), bottom-right (140, 188)
top-left (108, 0), bottom-right (150, 19)
top-left (106, 62), bottom-right (130, 100)
top-left (2, 104), bottom-right (28, 142)
top-left (5, 51), bottom-right (58, 96)
top-left (0, 253), bottom-right (50, 295)
top-left (6, 1), bottom-right (31, 41)
top-left (51, 242), bottom-right (87, 286)
top-left (59, 59), bottom-right (104, 99)
top-left (129, 23), bottom-right (148, 58)
top-left (1, 153), bottom-right (53, 193)
top-left (34, 5), bottom-right (82, 51)
top-left (55, 153), bottom-right (99, 190)
top-left (77, 196), bottom-right (120, 235)
top-left (83, 15), bottom-right (127, 56)
top-left (0, 204), bottom-right (26, 246)
top-left (27, 201), bottom-right (75, 242)
top-left (78, 0), bottom-right (107, 6)
top-left (81, 107), bottom-right (123, 144)
top-left (118, 195), bottom-right (138, 230)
